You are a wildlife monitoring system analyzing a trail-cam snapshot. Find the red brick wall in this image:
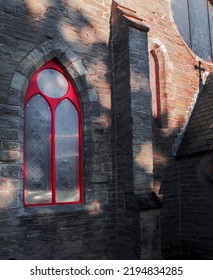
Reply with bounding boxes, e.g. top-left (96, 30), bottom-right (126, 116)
top-left (1, 0), bottom-right (213, 260)
top-left (131, 0), bottom-right (213, 258)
